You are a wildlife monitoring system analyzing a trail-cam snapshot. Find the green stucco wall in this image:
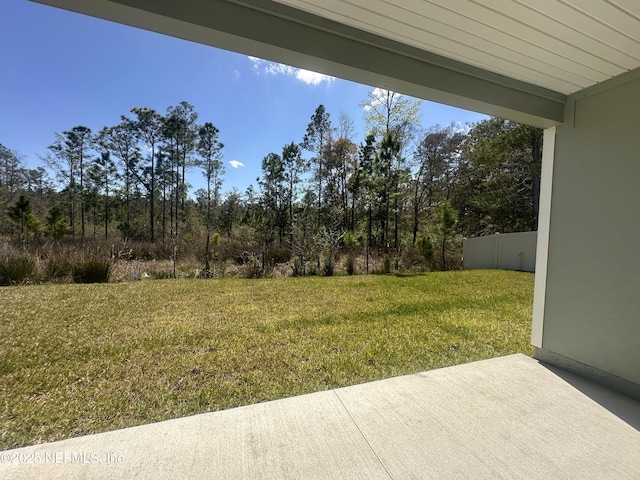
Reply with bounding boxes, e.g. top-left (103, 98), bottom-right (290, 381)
top-left (541, 74), bottom-right (640, 386)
